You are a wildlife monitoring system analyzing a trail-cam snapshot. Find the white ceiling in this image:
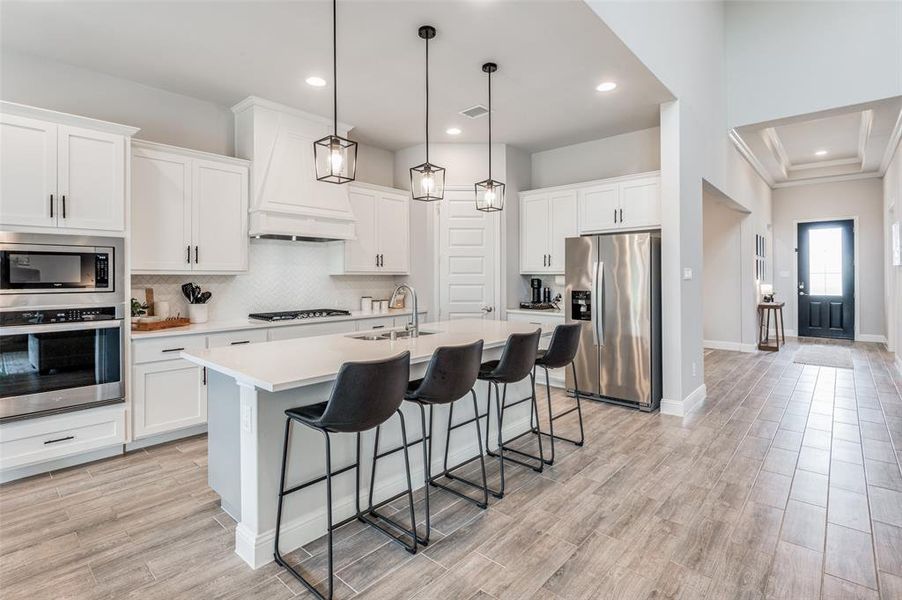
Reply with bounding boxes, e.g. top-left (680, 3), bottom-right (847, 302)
top-left (732, 96), bottom-right (902, 187)
top-left (0, 1), bottom-right (674, 152)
